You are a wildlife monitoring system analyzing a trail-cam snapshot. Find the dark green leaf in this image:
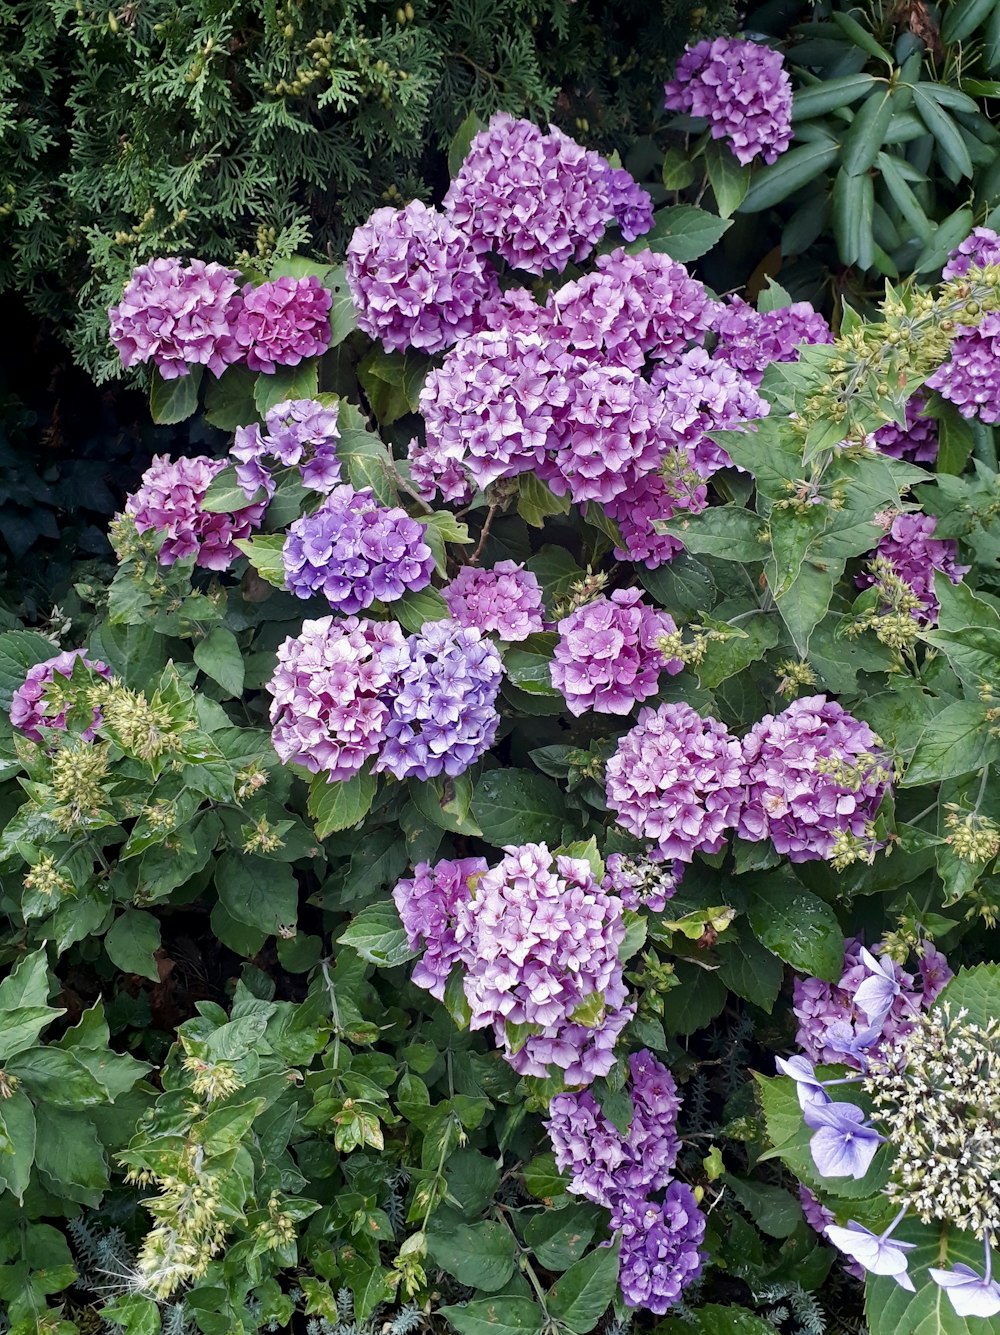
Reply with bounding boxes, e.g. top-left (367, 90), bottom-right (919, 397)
top-left (546, 1239), bottom-right (621, 1334)
top-left (149, 366), bottom-right (202, 424)
top-left (439, 1298), bottom-right (543, 1335)
top-left (308, 769), bottom-right (378, 837)
top-left (705, 141), bottom-right (750, 218)
top-left (638, 205), bottom-right (732, 262)
top-left (0, 631), bottom-right (65, 712)
top-left (739, 141), bottom-right (839, 213)
top-left (426, 1218), bottom-right (516, 1291)
top-left (216, 852), bottom-right (297, 935)
top-left (792, 74), bottom-right (877, 120)
top-left (904, 701), bottom-right (1000, 785)
top-left (194, 626), bottom-right (245, 697)
top-left (747, 877), bottom-right (843, 981)
top-left (449, 111), bottom-right (485, 177)
top-left (471, 770), bottom-right (569, 847)
top-left (104, 910), bottom-right (162, 981)
top-left (254, 360), bottom-right (319, 416)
